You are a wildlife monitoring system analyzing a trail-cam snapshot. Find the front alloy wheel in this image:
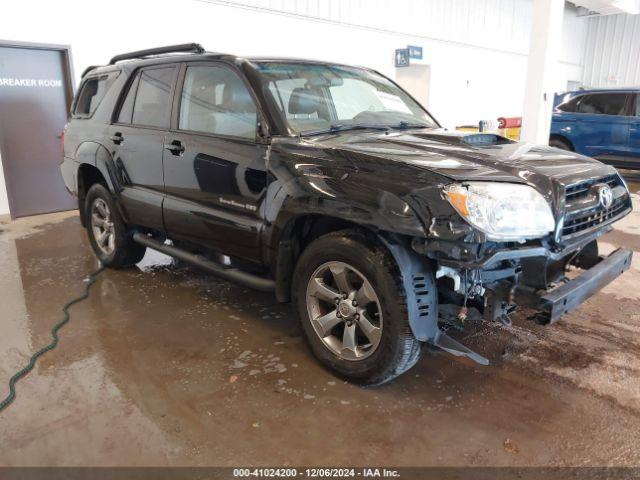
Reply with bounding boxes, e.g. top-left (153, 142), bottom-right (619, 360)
top-left (293, 230), bottom-right (425, 385)
top-left (306, 261), bottom-right (383, 361)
